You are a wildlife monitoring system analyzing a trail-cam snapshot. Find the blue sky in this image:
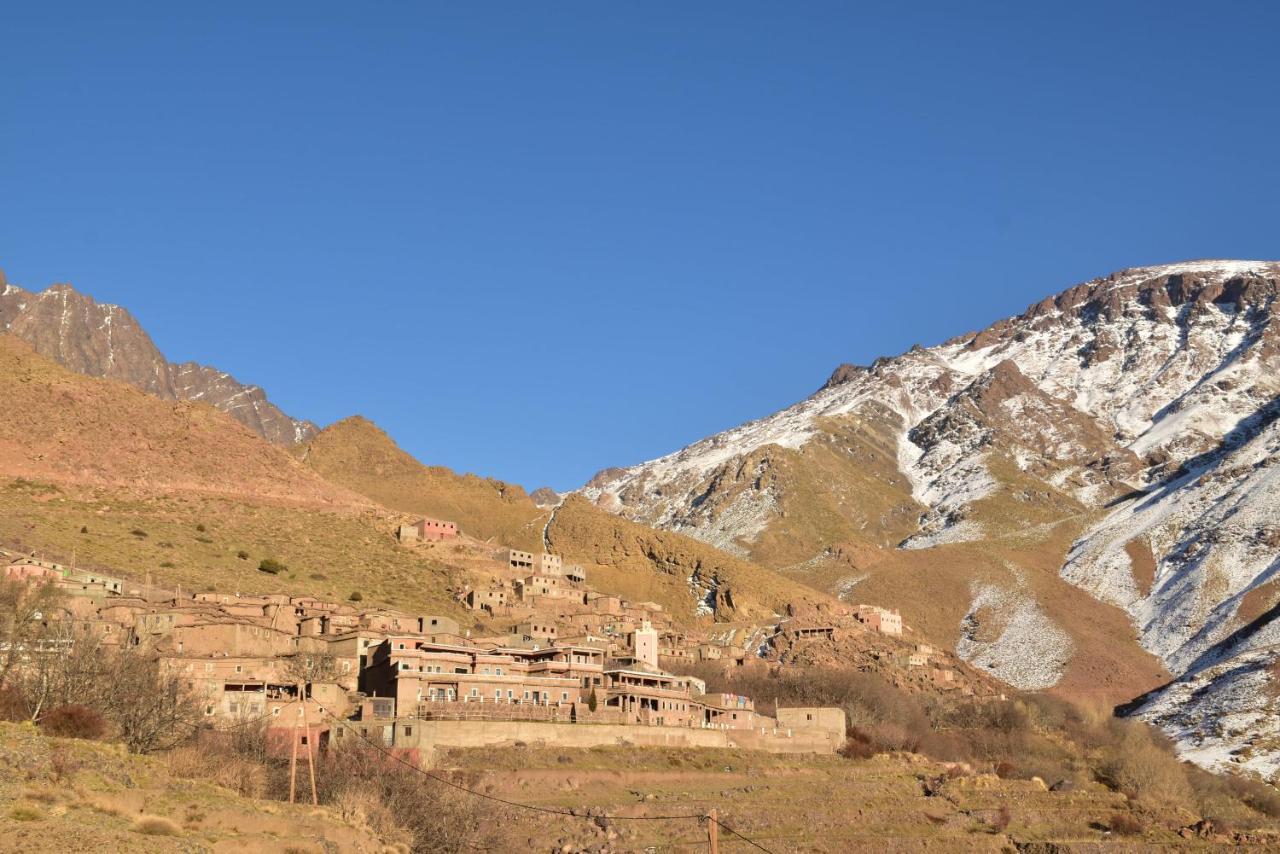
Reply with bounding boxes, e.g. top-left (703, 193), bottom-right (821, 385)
top-left (3, 3), bottom-right (1278, 490)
